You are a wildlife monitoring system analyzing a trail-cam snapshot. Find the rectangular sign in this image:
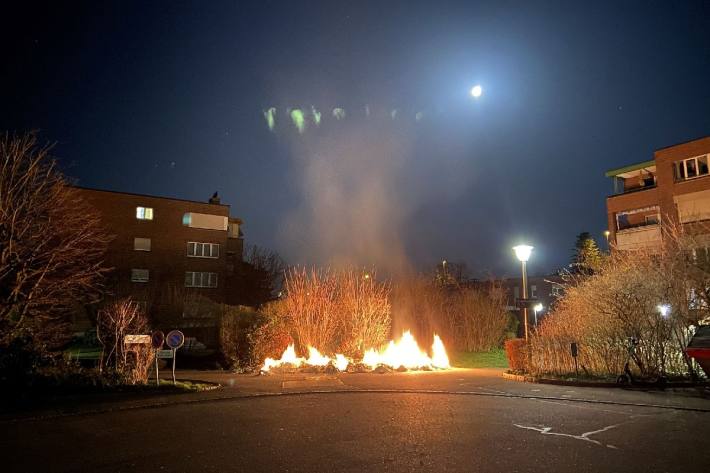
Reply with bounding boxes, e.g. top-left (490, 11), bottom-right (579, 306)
top-left (157, 349), bottom-right (174, 359)
top-left (124, 334), bottom-right (151, 344)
